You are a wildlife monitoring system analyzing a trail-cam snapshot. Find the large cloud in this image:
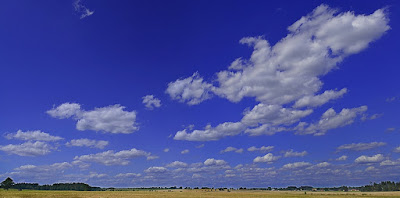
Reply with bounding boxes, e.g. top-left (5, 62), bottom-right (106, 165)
top-left (47, 103), bottom-right (138, 134)
top-left (168, 4), bottom-right (389, 141)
